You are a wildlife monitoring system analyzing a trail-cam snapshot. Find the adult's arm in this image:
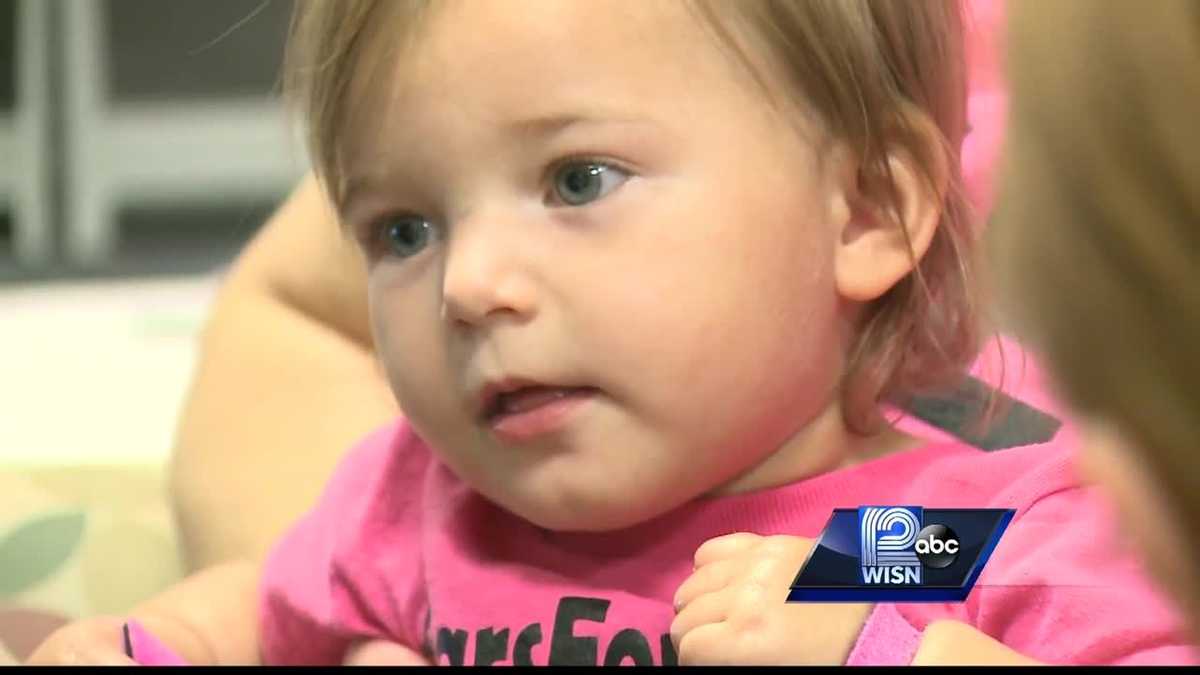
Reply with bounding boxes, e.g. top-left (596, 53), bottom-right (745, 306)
top-left (169, 174), bottom-right (398, 570)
